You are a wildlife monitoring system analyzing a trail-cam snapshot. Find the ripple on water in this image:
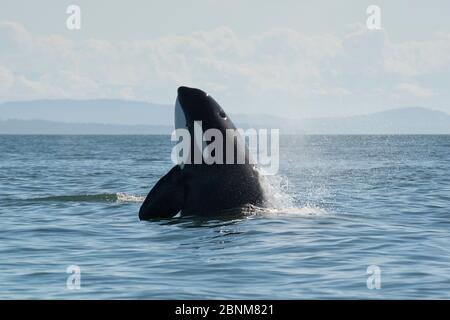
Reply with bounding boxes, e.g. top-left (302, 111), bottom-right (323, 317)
top-left (1, 135), bottom-right (450, 298)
